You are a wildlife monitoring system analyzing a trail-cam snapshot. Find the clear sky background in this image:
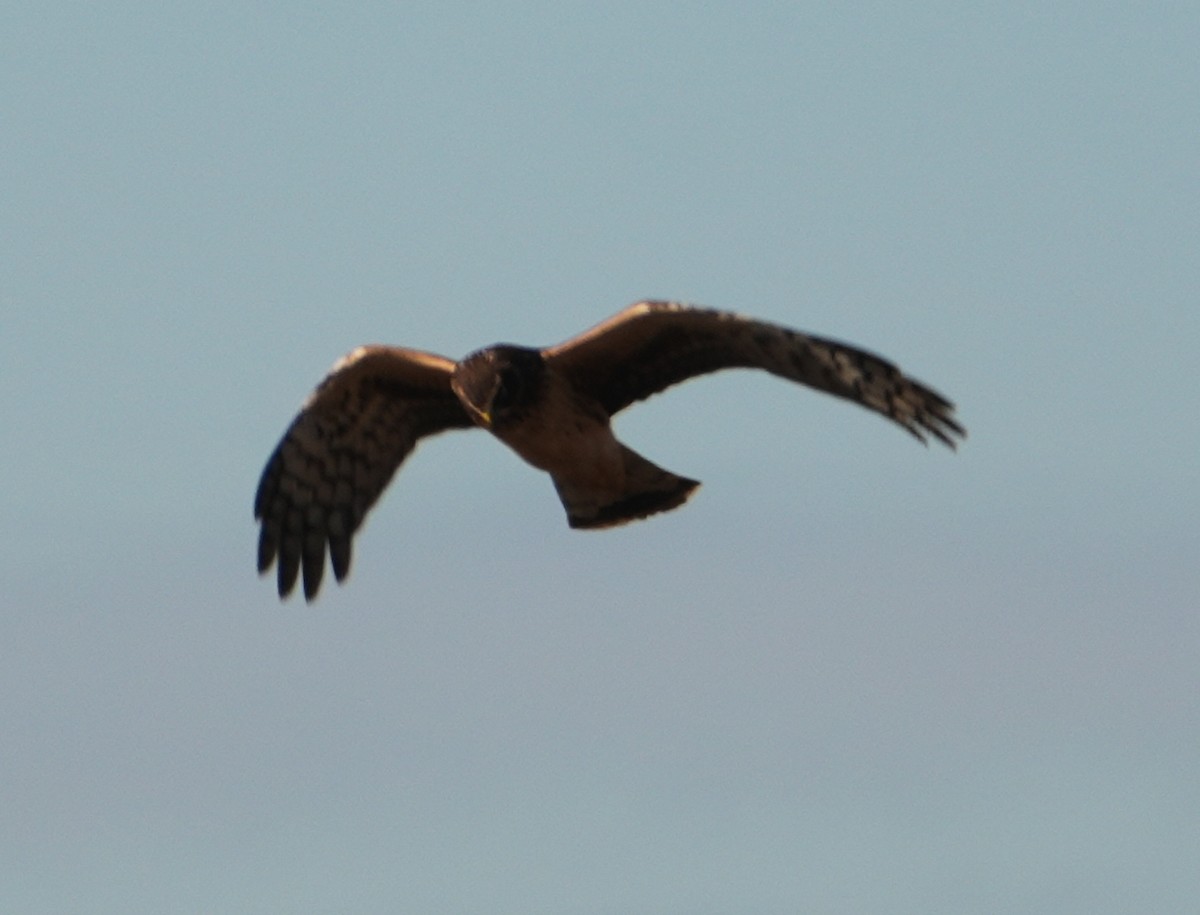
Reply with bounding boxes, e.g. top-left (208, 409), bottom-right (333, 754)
top-left (3, 3), bottom-right (1197, 913)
